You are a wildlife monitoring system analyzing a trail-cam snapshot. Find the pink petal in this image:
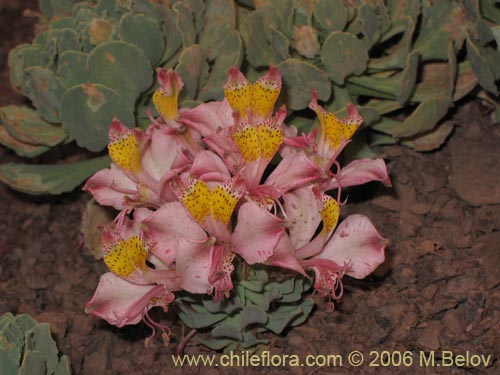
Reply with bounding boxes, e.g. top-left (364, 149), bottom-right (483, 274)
top-left (323, 158), bottom-right (391, 191)
top-left (266, 151), bottom-right (323, 193)
top-left (283, 186), bottom-right (322, 249)
top-left (175, 239), bottom-right (212, 294)
top-left (141, 127), bottom-right (182, 181)
top-left (179, 100), bottom-right (234, 136)
top-left (135, 203), bottom-right (207, 265)
top-left (108, 118), bottom-right (134, 142)
top-left (83, 164), bottom-right (138, 210)
top-left (156, 68), bottom-right (184, 96)
top-left (267, 234), bottom-right (306, 276)
top-left (85, 272), bottom-right (164, 327)
top-left (313, 214), bottom-right (387, 279)
top-left (189, 150), bottom-right (231, 183)
top-left (232, 201), bottom-right (285, 264)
